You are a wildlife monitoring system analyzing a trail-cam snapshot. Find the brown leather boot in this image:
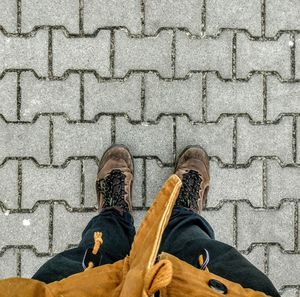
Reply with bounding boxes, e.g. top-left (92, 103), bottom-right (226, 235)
top-left (96, 144), bottom-right (134, 214)
top-left (174, 145), bottom-right (210, 213)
